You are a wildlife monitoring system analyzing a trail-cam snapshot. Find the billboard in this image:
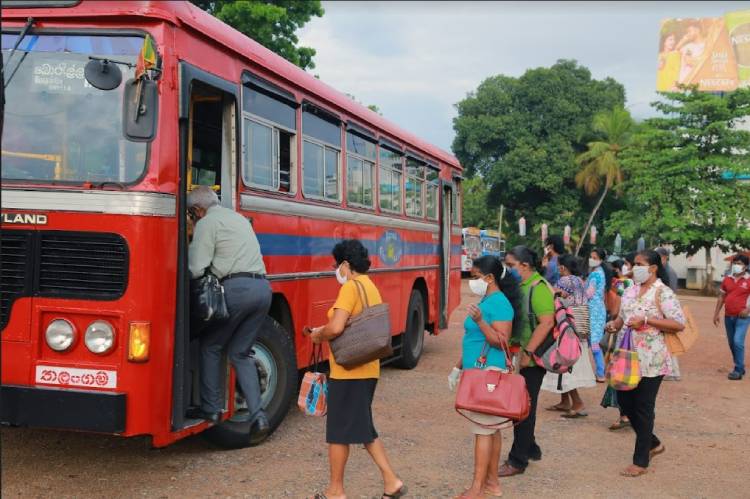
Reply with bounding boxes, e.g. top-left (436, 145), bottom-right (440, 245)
top-left (657, 10), bottom-right (750, 92)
